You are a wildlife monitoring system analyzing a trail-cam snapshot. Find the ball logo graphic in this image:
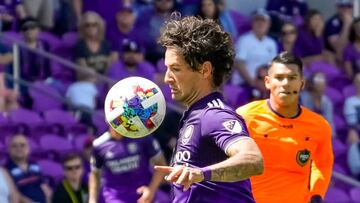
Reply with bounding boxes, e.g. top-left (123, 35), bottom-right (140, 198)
top-left (104, 77), bottom-right (166, 138)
